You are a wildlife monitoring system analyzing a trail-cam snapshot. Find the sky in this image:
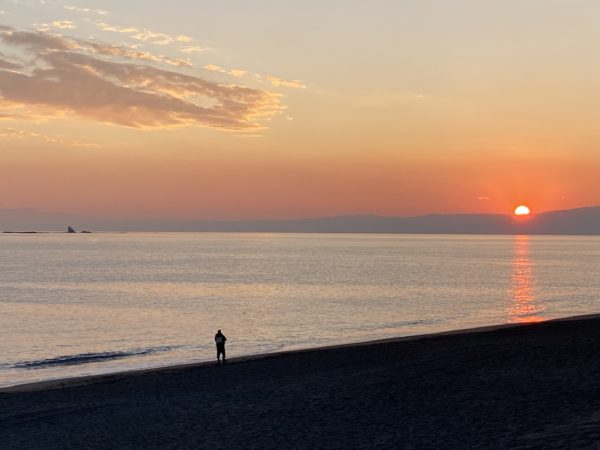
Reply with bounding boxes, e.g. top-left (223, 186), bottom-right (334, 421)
top-left (1, 0), bottom-right (599, 221)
